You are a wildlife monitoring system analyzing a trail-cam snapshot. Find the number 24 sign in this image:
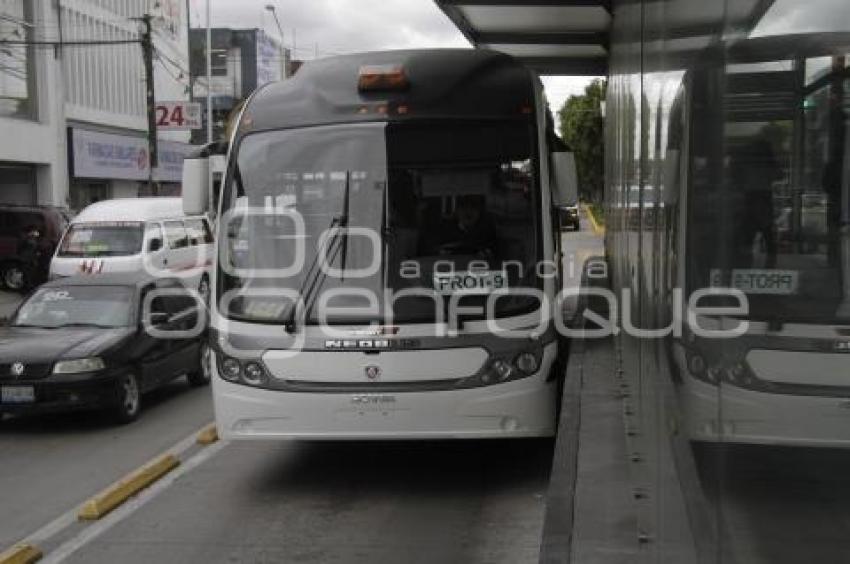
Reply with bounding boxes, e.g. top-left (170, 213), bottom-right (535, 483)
top-left (155, 101), bottom-right (202, 130)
